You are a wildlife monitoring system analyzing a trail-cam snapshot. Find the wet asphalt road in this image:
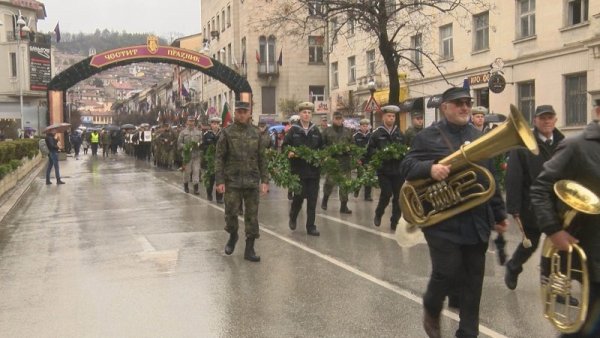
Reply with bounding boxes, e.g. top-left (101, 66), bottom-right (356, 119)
top-left (0, 152), bottom-right (558, 337)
